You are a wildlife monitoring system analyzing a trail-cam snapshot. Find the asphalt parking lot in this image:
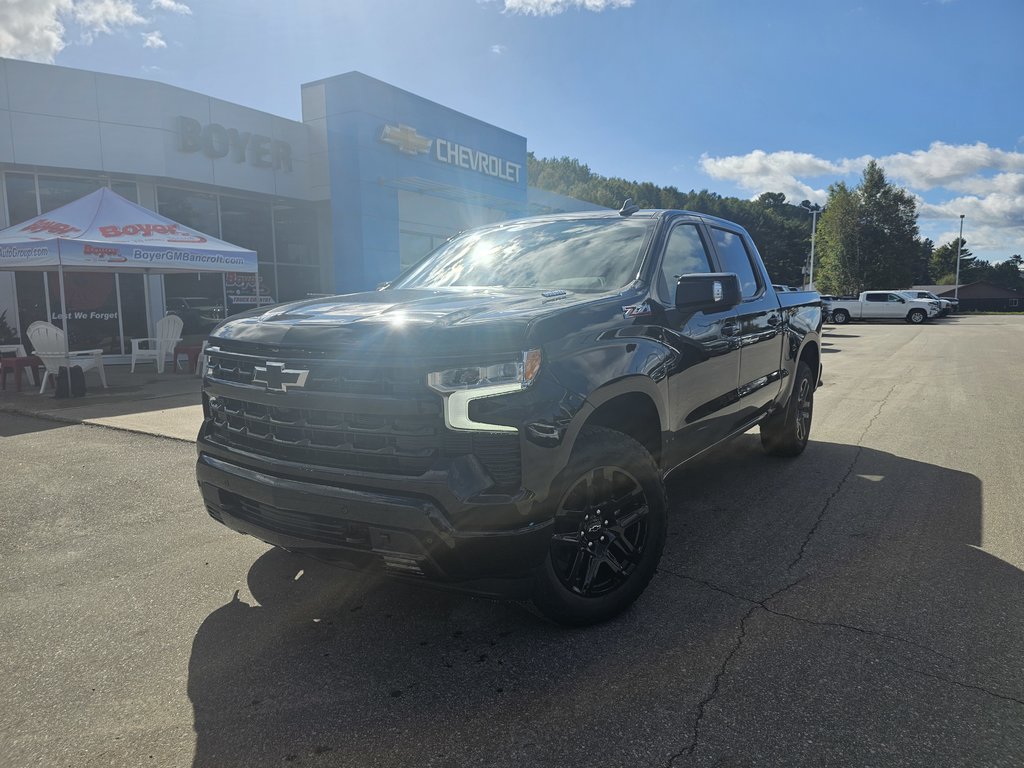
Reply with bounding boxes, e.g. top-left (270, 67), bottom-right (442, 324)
top-left (2, 315), bottom-right (1022, 768)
